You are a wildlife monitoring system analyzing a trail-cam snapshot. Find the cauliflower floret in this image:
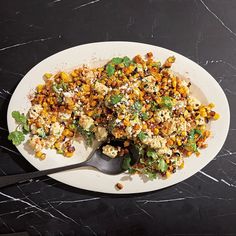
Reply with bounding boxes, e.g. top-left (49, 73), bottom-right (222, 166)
top-left (79, 115), bottom-right (94, 131)
top-left (50, 122), bottom-right (64, 137)
top-left (125, 126), bottom-right (133, 138)
top-left (29, 104), bottom-right (43, 119)
top-left (94, 81), bottom-right (109, 95)
top-left (169, 118), bottom-right (187, 135)
top-left (149, 136), bottom-right (167, 149)
top-left (154, 109), bottom-right (171, 123)
top-left (102, 145), bottom-right (119, 158)
top-left (95, 126), bottom-right (108, 141)
top-left (142, 75), bottom-right (159, 93)
top-left (29, 135), bottom-right (45, 152)
top-left (188, 96), bottom-right (201, 110)
top-left (143, 135), bottom-right (167, 150)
